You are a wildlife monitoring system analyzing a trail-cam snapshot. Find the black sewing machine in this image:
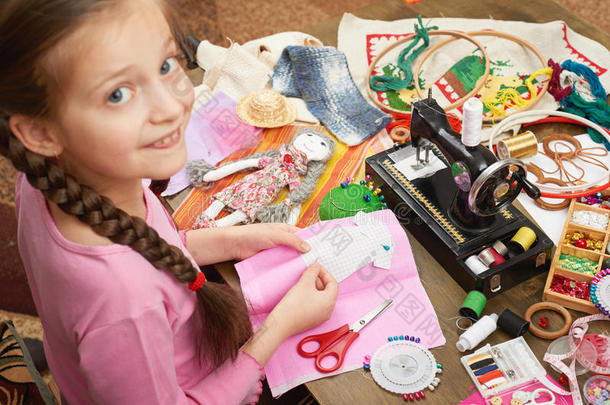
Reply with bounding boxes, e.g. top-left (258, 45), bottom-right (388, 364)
top-left (366, 94), bottom-right (553, 297)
